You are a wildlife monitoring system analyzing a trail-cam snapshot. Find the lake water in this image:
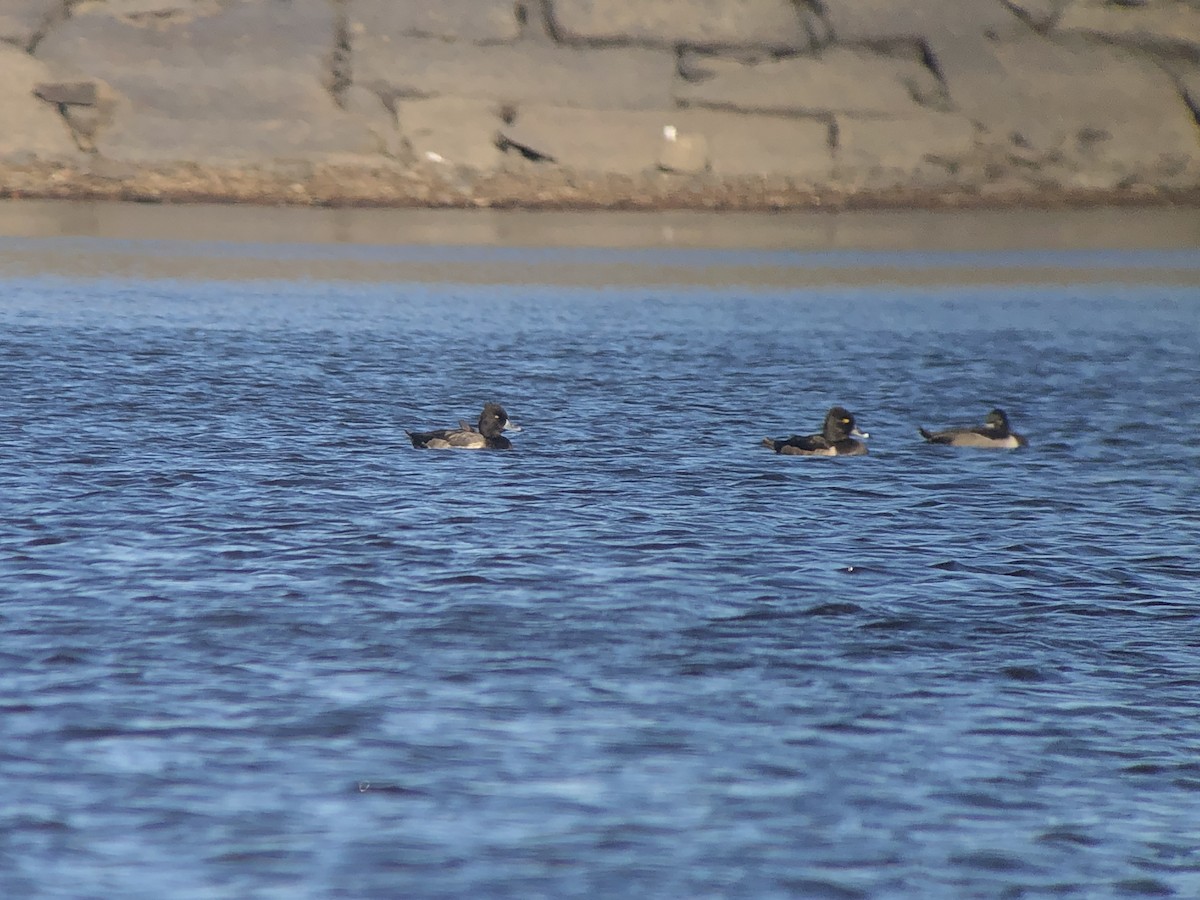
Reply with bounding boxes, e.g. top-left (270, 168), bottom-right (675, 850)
top-left (2, 202), bottom-right (1199, 898)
